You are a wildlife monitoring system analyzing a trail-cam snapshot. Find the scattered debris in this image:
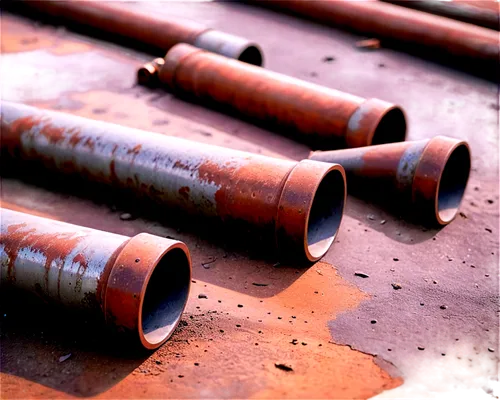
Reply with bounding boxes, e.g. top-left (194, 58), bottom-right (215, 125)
top-left (391, 283), bottom-right (402, 290)
top-left (252, 282), bottom-right (269, 287)
top-left (322, 56), bottom-right (335, 63)
top-left (487, 199), bottom-right (494, 204)
top-left (367, 214), bottom-right (375, 220)
top-left (371, 320), bottom-right (377, 324)
top-left (459, 212), bottom-right (467, 219)
top-left (485, 228), bottom-right (492, 233)
top-left (273, 262), bottom-right (281, 268)
top-left (433, 280), bottom-right (438, 284)
top-left (380, 219), bottom-right (386, 225)
top-left (194, 362), bottom-right (199, 366)
top-left (275, 363), bottom-right (293, 372)
top-left (58, 353), bottom-right (72, 363)
top-left (356, 38), bottom-right (381, 50)
top-left (354, 271), bottom-right (369, 278)
top-left (417, 346), bottom-right (425, 351)
top-left (237, 304), bottom-right (243, 308)
top-left (291, 339), bottom-right (298, 345)
top-left (236, 324), bottom-right (241, 328)
top-left (201, 258), bottom-right (217, 269)
top-left (191, 279), bottom-right (197, 283)
top-left (119, 212), bottom-right (133, 221)
top-left (291, 316), bottom-right (296, 319)
top-left (393, 258), bottom-right (399, 262)
top-left (301, 342), bottom-right (307, 346)
top-left (488, 347), bottom-right (495, 352)
top-left (198, 294), bottom-right (208, 299)
top-left (316, 269), bottom-right (323, 275)
top-left (440, 305), bottom-right (448, 310)
top-left (178, 375), bottom-right (184, 378)
top-left (155, 360), bottom-right (162, 365)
